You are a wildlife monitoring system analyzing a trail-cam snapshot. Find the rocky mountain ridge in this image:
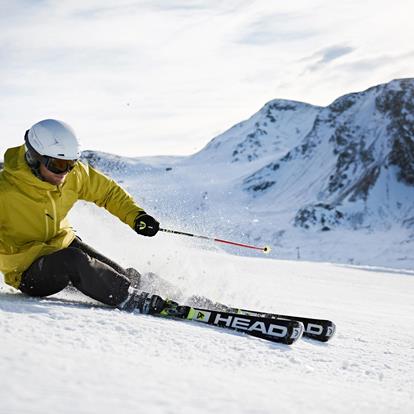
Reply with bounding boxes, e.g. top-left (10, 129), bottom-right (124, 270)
top-left (237, 78), bottom-right (414, 231)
